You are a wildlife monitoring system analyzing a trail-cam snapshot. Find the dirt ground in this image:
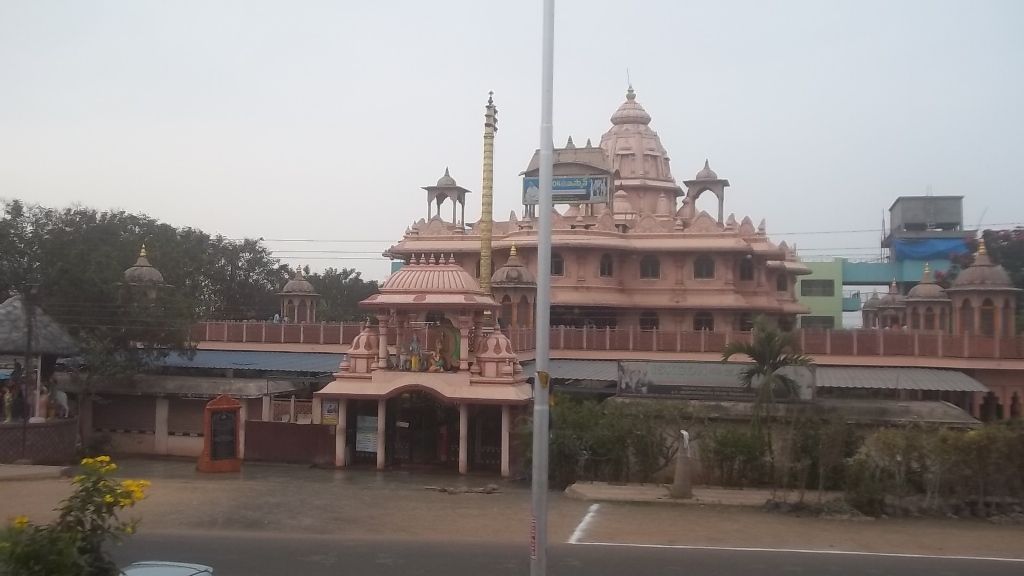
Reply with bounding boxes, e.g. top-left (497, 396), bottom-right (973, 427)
top-left (2, 458), bottom-right (1023, 559)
